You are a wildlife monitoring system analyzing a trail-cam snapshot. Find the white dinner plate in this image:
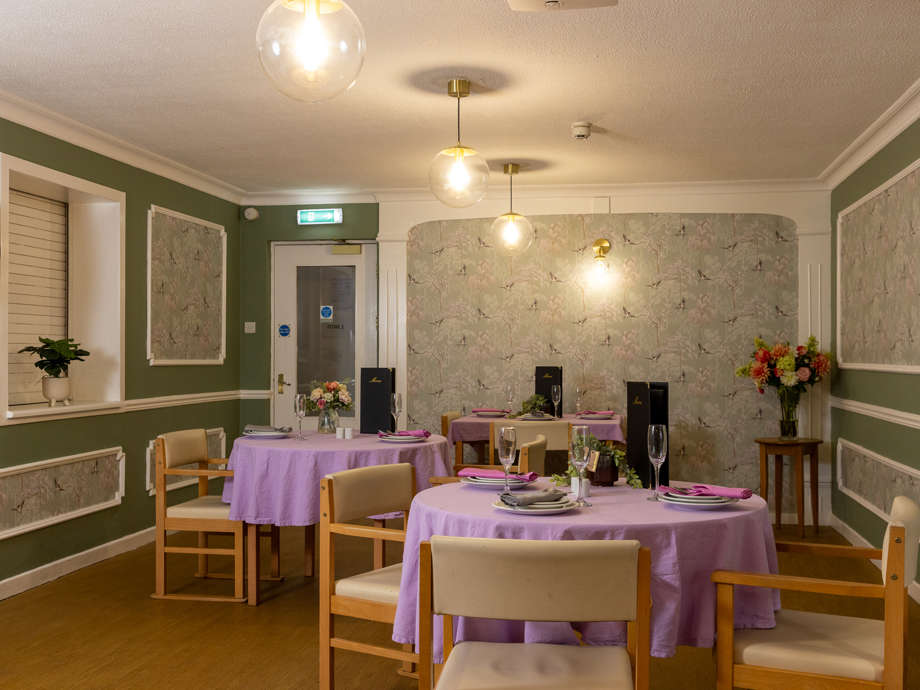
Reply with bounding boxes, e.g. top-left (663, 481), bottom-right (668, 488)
top-left (492, 499), bottom-right (577, 515)
top-left (661, 491), bottom-right (730, 502)
top-left (473, 411), bottom-right (508, 418)
top-left (378, 435), bottom-right (426, 443)
top-left (577, 414), bottom-right (615, 420)
top-left (243, 432), bottom-right (290, 439)
top-left (659, 495), bottom-right (738, 510)
top-left (519, 414), bottom-right (551, 421)
top-left (460, 477), bottom-right (534, 490)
